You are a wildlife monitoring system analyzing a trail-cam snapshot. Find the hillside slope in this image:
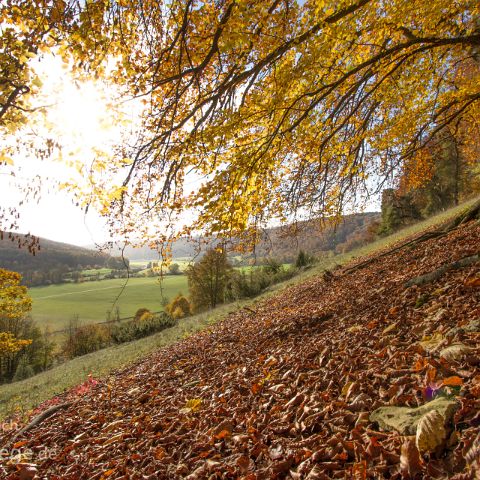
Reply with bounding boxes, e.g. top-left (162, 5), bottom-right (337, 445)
top-left (1, 220), bottom-right (479, 478)
top-left (0, 233), bottom-right (125, 283)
